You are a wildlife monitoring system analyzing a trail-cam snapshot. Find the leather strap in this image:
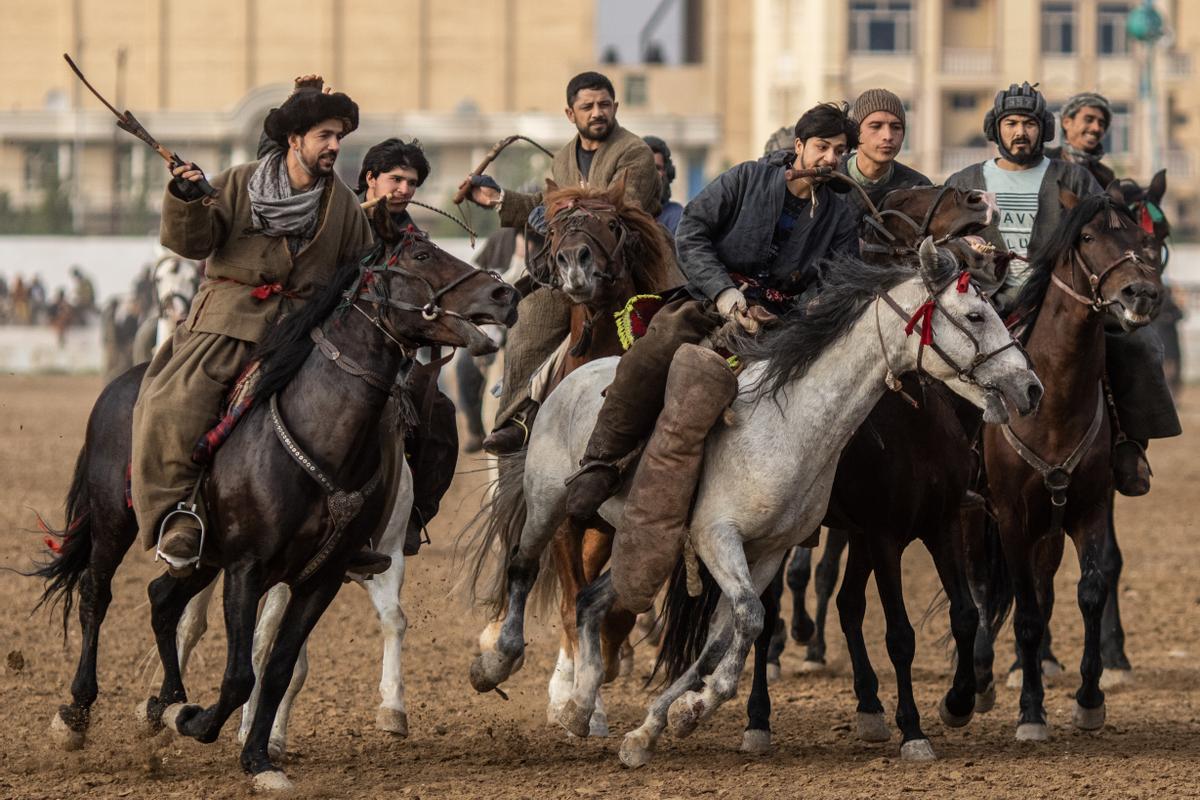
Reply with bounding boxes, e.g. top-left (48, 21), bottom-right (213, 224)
top-left (310, 327), bottom-right (395, 394)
